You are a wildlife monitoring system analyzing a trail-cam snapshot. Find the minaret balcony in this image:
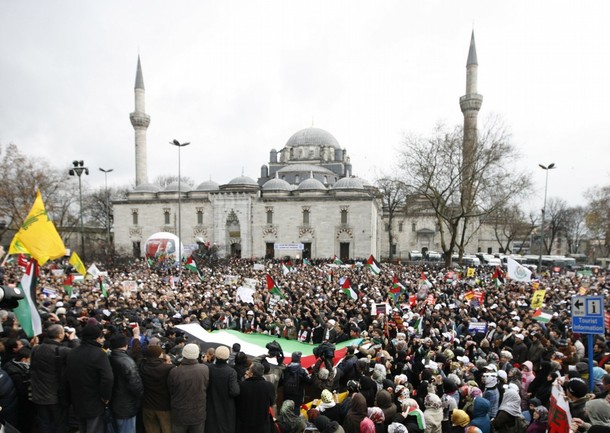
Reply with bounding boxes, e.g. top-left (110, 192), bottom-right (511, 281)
top-left (130, 112), bottom-right (151, 128)
top-left (459, 94), bottom-right (483, 112)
